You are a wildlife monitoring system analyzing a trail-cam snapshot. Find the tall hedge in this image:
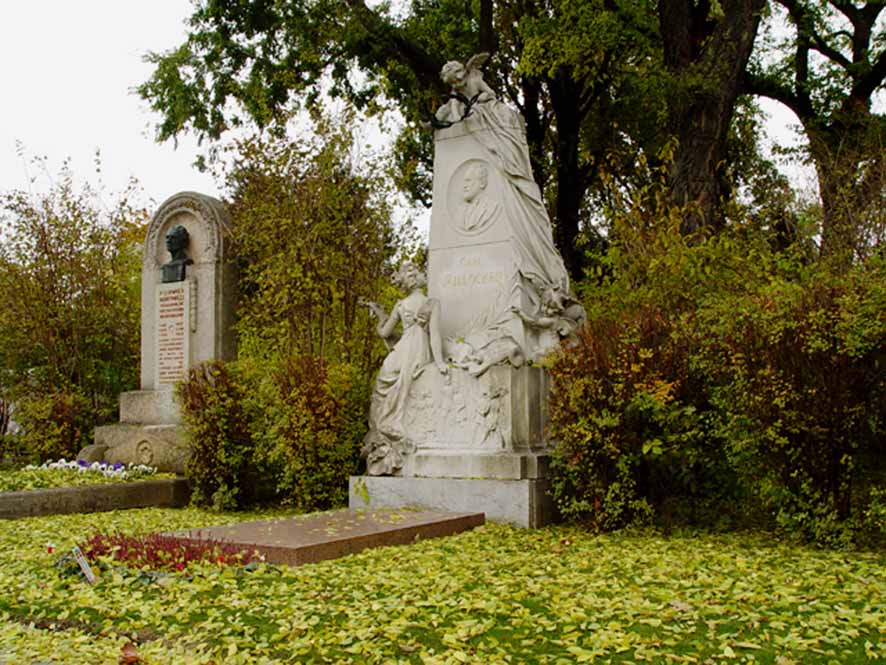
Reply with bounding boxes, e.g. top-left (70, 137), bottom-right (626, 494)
top-left (549, 230), bottom-right (885, 546)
